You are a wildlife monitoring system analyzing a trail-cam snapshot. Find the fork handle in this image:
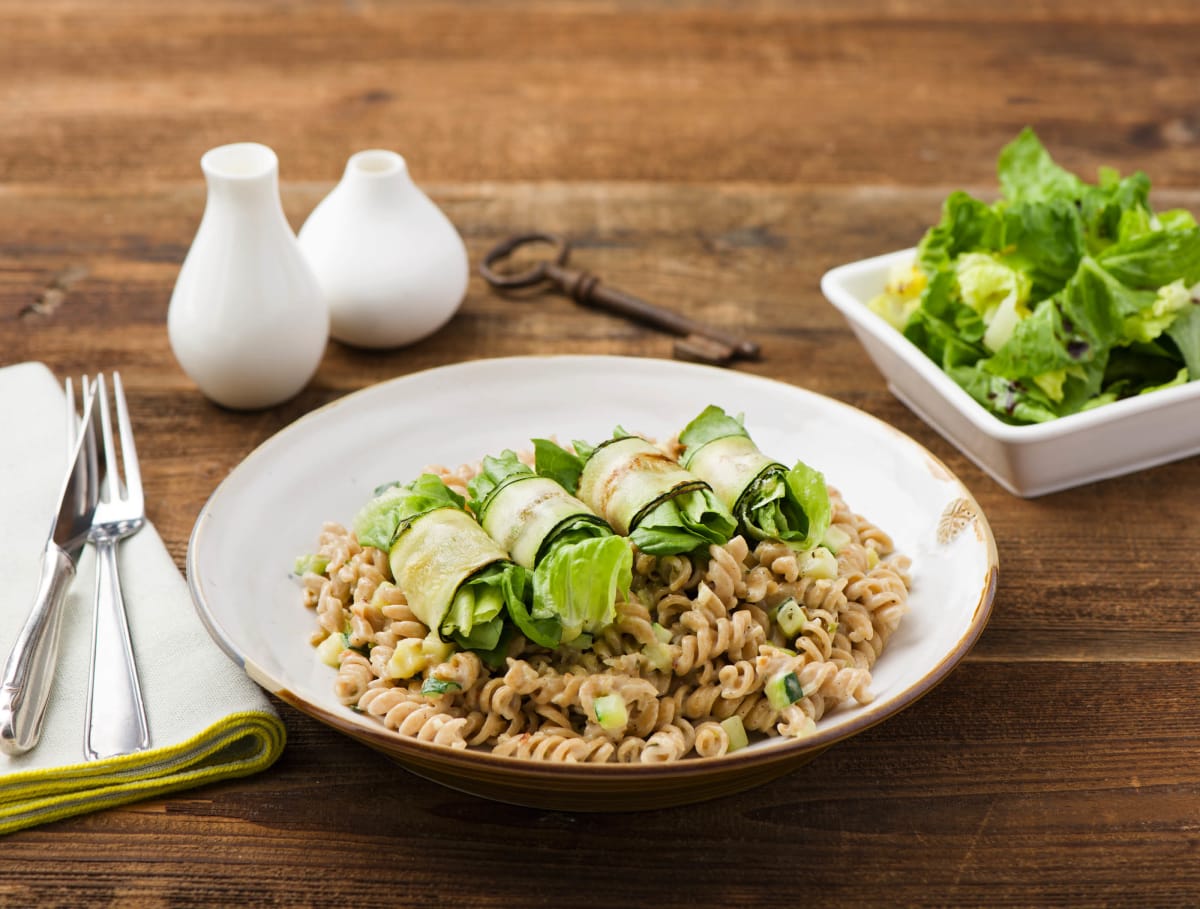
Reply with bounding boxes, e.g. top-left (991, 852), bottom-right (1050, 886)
top-left (84, 536), bottom-right (150, 760)
top-left (0, 542), bottom-right (76, 755)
